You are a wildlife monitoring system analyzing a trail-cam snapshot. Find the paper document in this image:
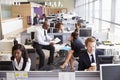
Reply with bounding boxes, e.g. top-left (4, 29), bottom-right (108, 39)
top-left (59, 72), bottom-right (75, 80)
top-left (51, 37), bottom-right (61, 43)
top-left (15, 72), bottom-right (28, 80)
top-left (7, 72), bottom-right (15, 80)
